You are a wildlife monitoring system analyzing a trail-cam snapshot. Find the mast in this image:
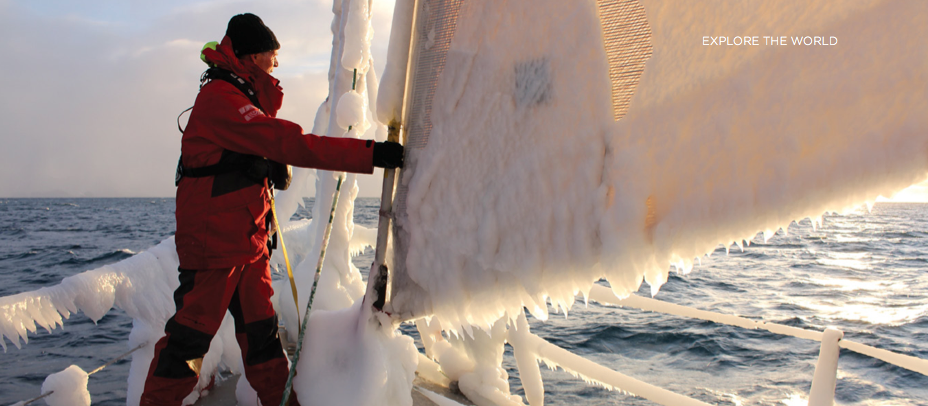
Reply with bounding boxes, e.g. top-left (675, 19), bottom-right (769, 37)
top-left (367, 0), bottom-right (419, 312)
